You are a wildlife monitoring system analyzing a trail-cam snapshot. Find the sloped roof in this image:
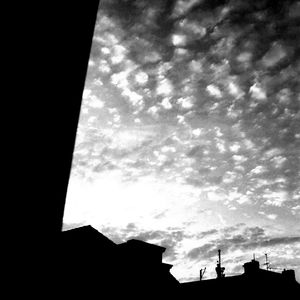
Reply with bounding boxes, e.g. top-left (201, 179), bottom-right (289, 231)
top-left (121, 239), bottom-right (166, 253)
top-left (61, 225), bottom-right (116, 247)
